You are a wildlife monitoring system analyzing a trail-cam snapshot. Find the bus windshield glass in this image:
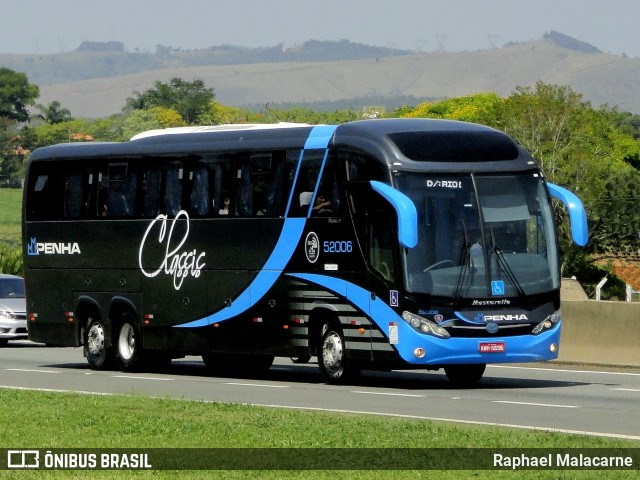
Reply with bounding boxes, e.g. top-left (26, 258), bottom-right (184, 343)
top-left (398, 172), bottom-right (559, 300)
